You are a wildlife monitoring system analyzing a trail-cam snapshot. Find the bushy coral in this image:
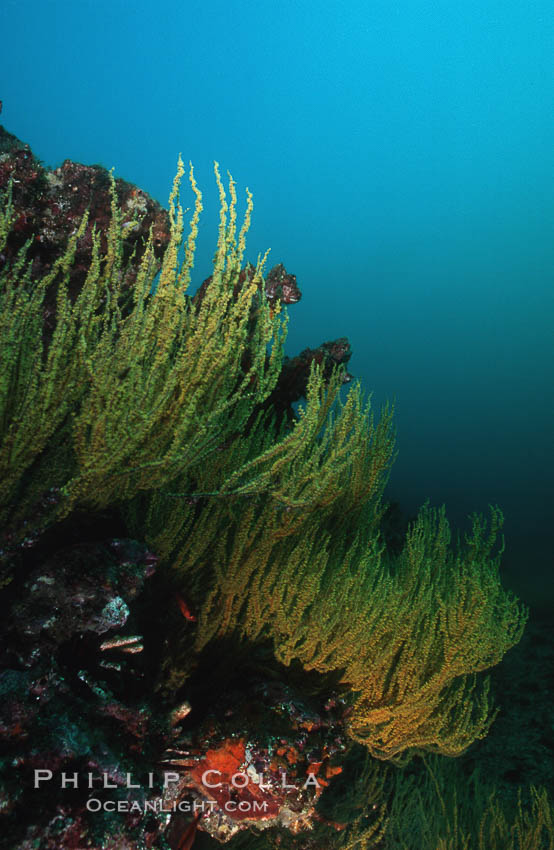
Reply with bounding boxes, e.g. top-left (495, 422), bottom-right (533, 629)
top-left (0, 155), bottom-right (538, 847)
